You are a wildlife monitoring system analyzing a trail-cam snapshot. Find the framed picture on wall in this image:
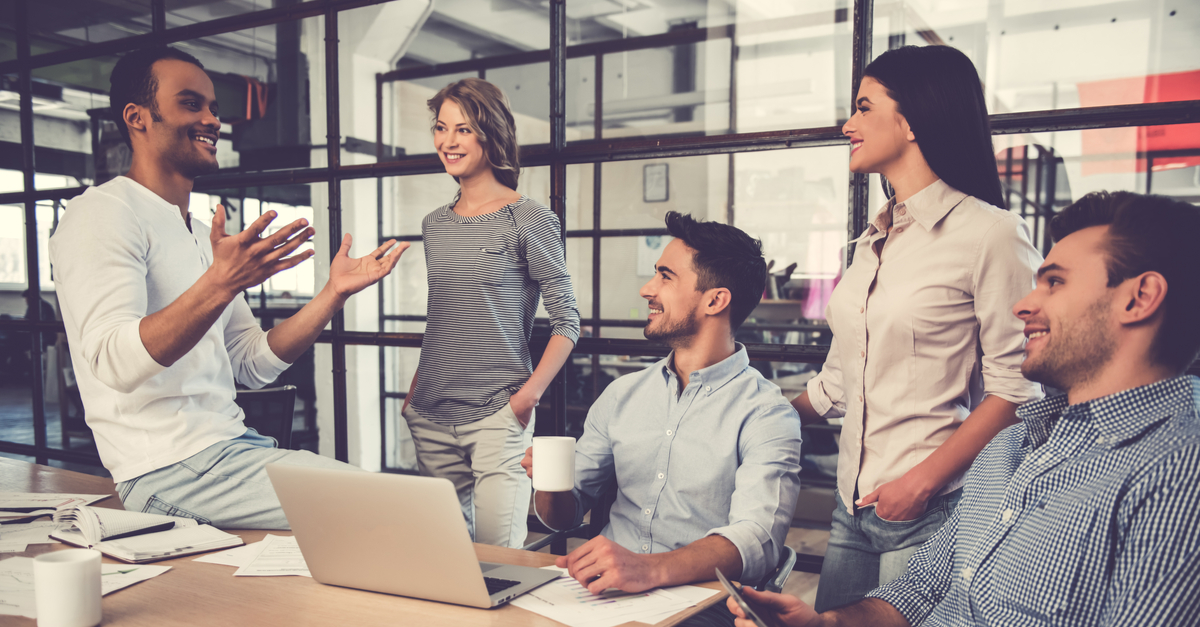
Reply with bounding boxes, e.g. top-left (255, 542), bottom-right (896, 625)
top-left (643, 163), bottom-right (669, 202)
